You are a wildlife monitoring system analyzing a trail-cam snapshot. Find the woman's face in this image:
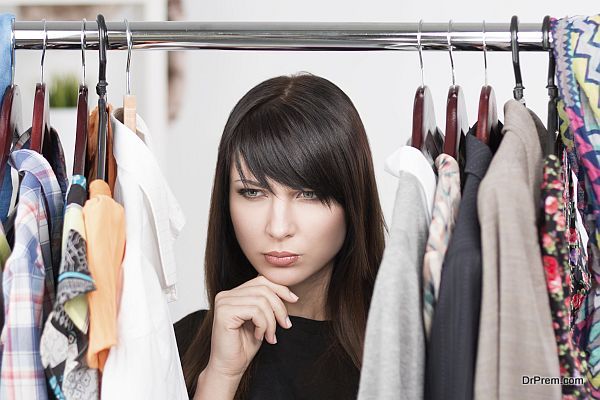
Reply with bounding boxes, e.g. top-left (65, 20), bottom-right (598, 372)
top-left (229, 160), bottom-right (346, 289)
